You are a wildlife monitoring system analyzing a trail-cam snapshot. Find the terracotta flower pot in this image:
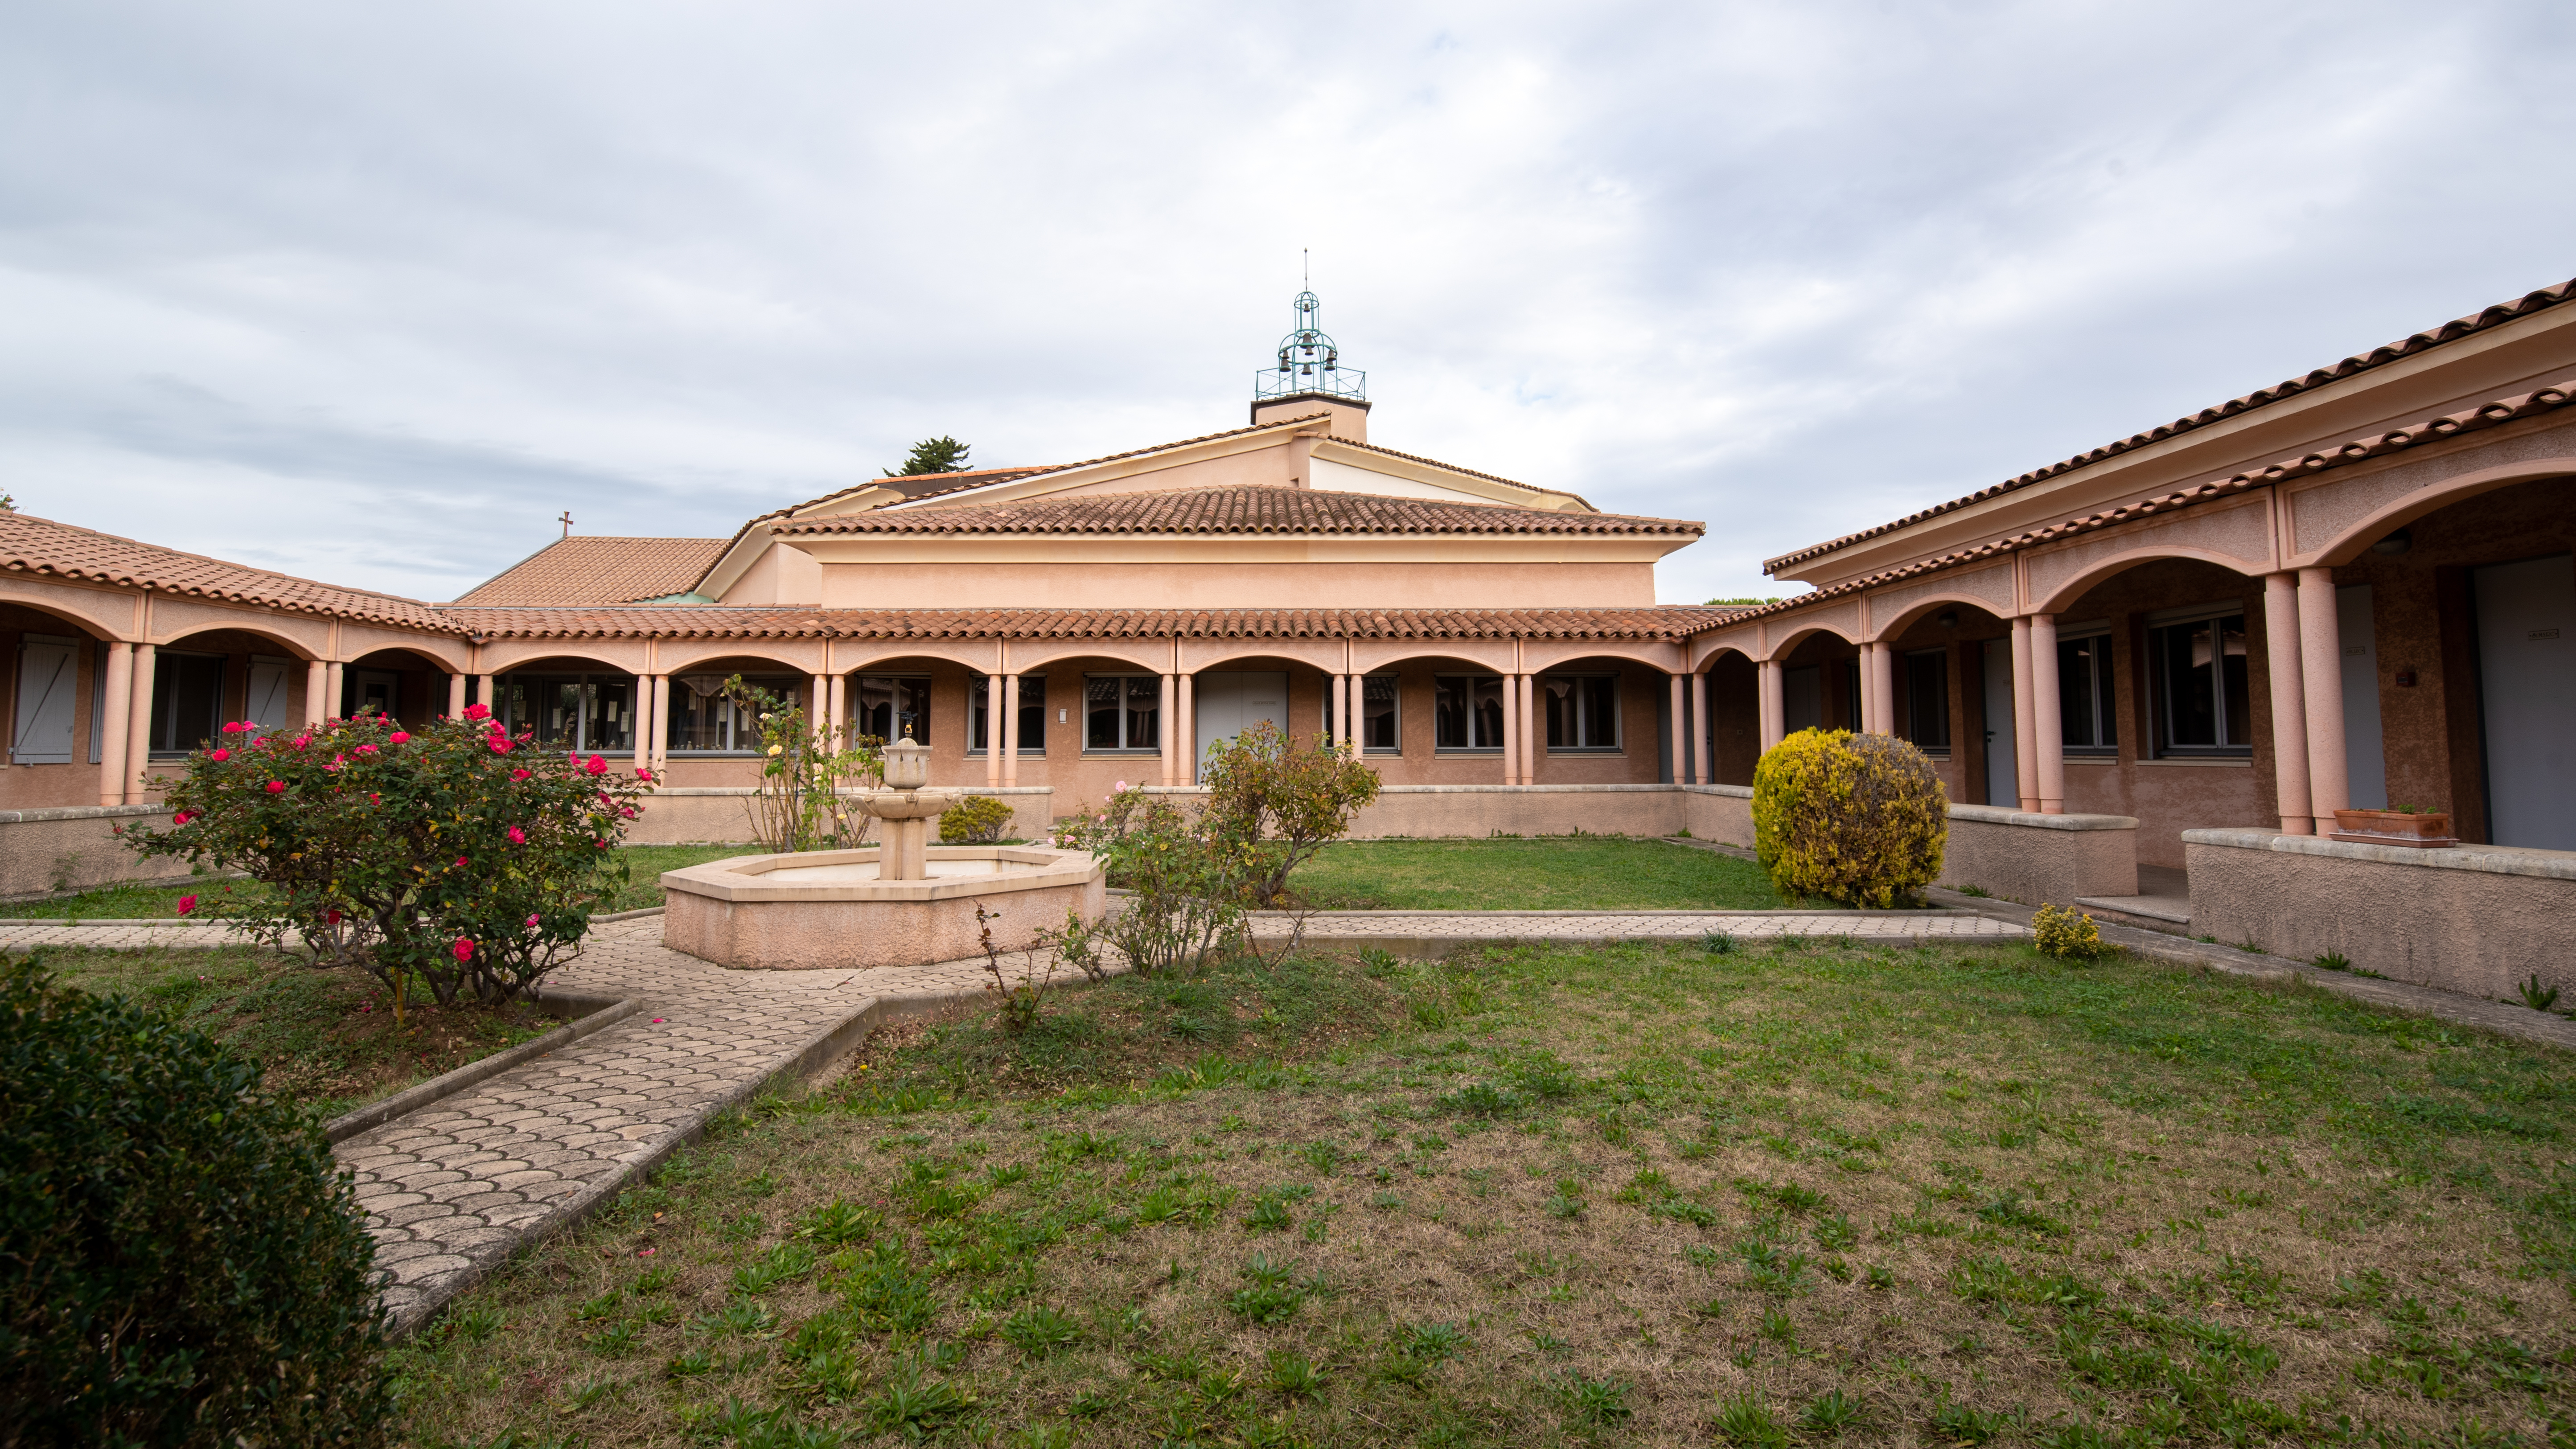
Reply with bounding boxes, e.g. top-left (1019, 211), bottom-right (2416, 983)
top-left (2329, 809), bottom-right (2457, 849)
